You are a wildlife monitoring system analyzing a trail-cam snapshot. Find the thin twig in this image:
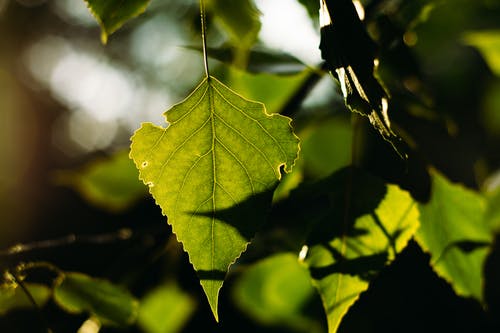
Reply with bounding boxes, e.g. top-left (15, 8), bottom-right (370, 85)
top-left (0, 225), bottom-right (166, 258)
top-left (199, 0), bottom-right (210, 78)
